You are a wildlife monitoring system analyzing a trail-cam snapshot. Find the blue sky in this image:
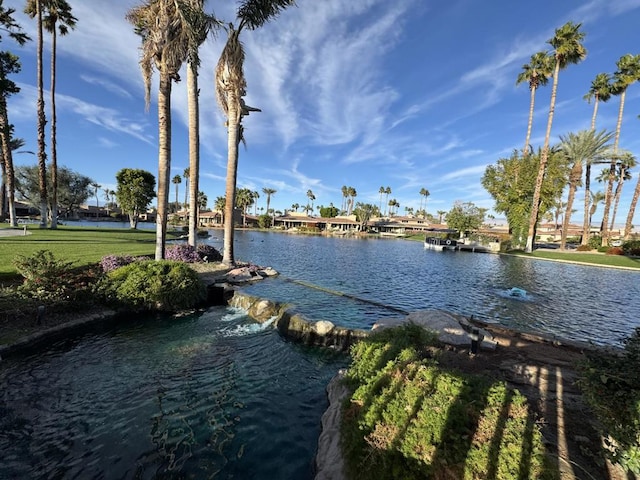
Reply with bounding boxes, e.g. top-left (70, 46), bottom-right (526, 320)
top-left (5, 0), bottom-right (640, 225)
